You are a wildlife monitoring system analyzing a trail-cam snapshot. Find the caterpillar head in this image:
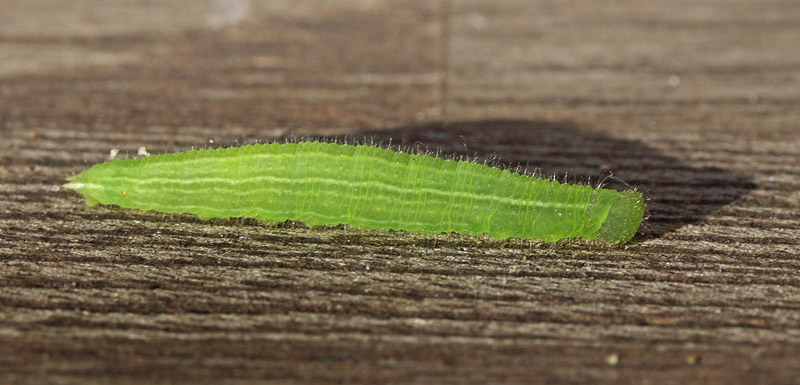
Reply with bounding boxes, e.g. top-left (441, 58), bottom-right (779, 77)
top-left (598, 190), bottom-right (645, 245)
